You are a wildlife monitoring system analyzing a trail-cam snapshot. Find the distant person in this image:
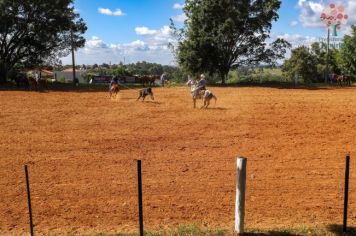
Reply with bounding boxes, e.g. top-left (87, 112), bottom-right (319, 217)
top-left (160, 73), bottom-right (166, 87)
top-left (35, 71), bottom-right (40, 83)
